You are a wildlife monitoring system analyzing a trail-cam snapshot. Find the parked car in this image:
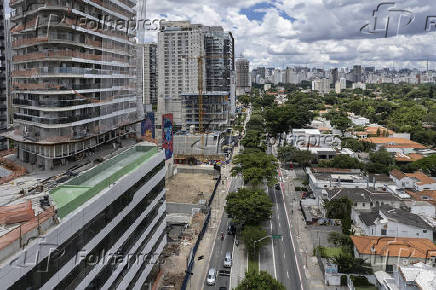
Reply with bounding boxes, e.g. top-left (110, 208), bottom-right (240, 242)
top-left (224, 252), bottom-right (232, 268)
top-left (275, 183), bottom-right (281, 190)
top-left (207, 268), bottom-right (216, 285)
